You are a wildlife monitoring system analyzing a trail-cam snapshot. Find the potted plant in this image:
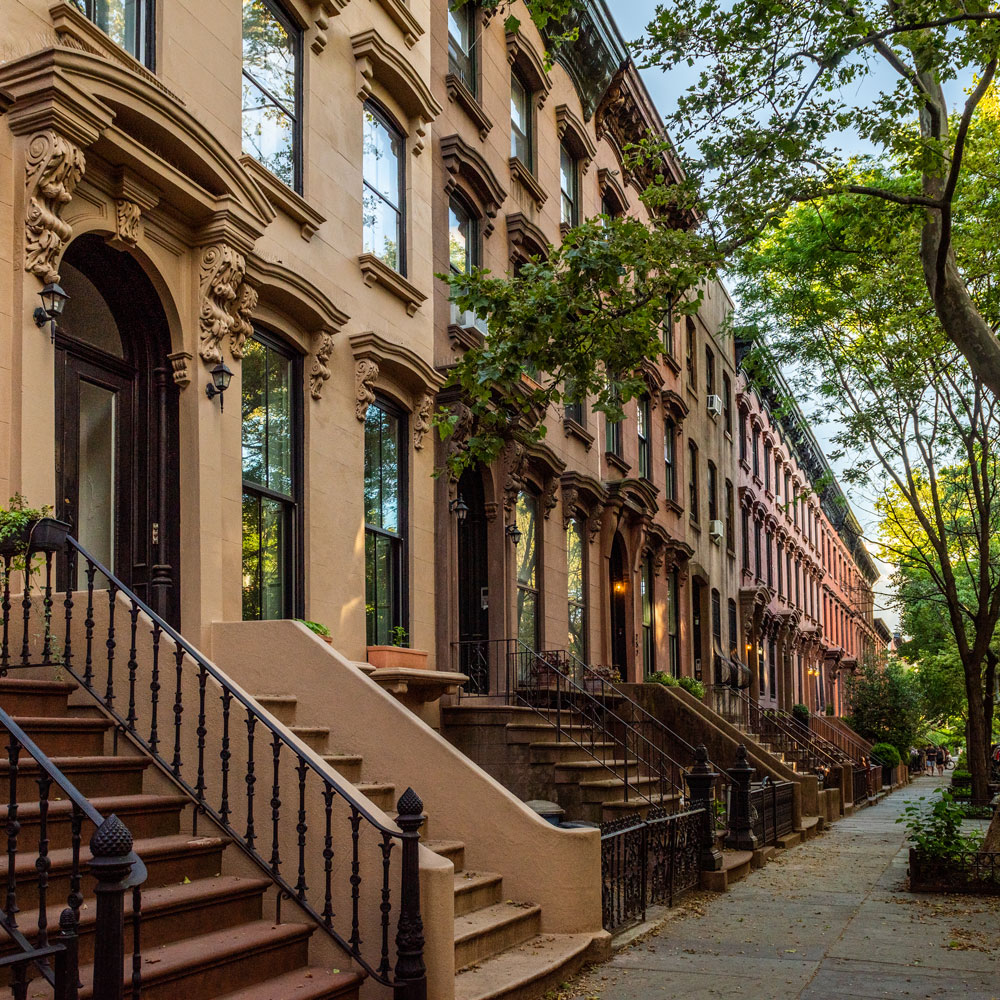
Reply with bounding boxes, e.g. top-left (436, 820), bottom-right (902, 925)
top-left (792, 703), bottom-right (811, 728)
top-left (299, 620), bottom-right (334, 644)
top-left (0, 494), bottom-right (71, 561)
top-left (366, 626), bottom-right (429, 671)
